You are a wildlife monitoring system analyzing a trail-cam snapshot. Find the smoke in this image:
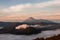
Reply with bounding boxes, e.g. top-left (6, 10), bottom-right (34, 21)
top-left (15, 24), bottom-right (28, 30)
